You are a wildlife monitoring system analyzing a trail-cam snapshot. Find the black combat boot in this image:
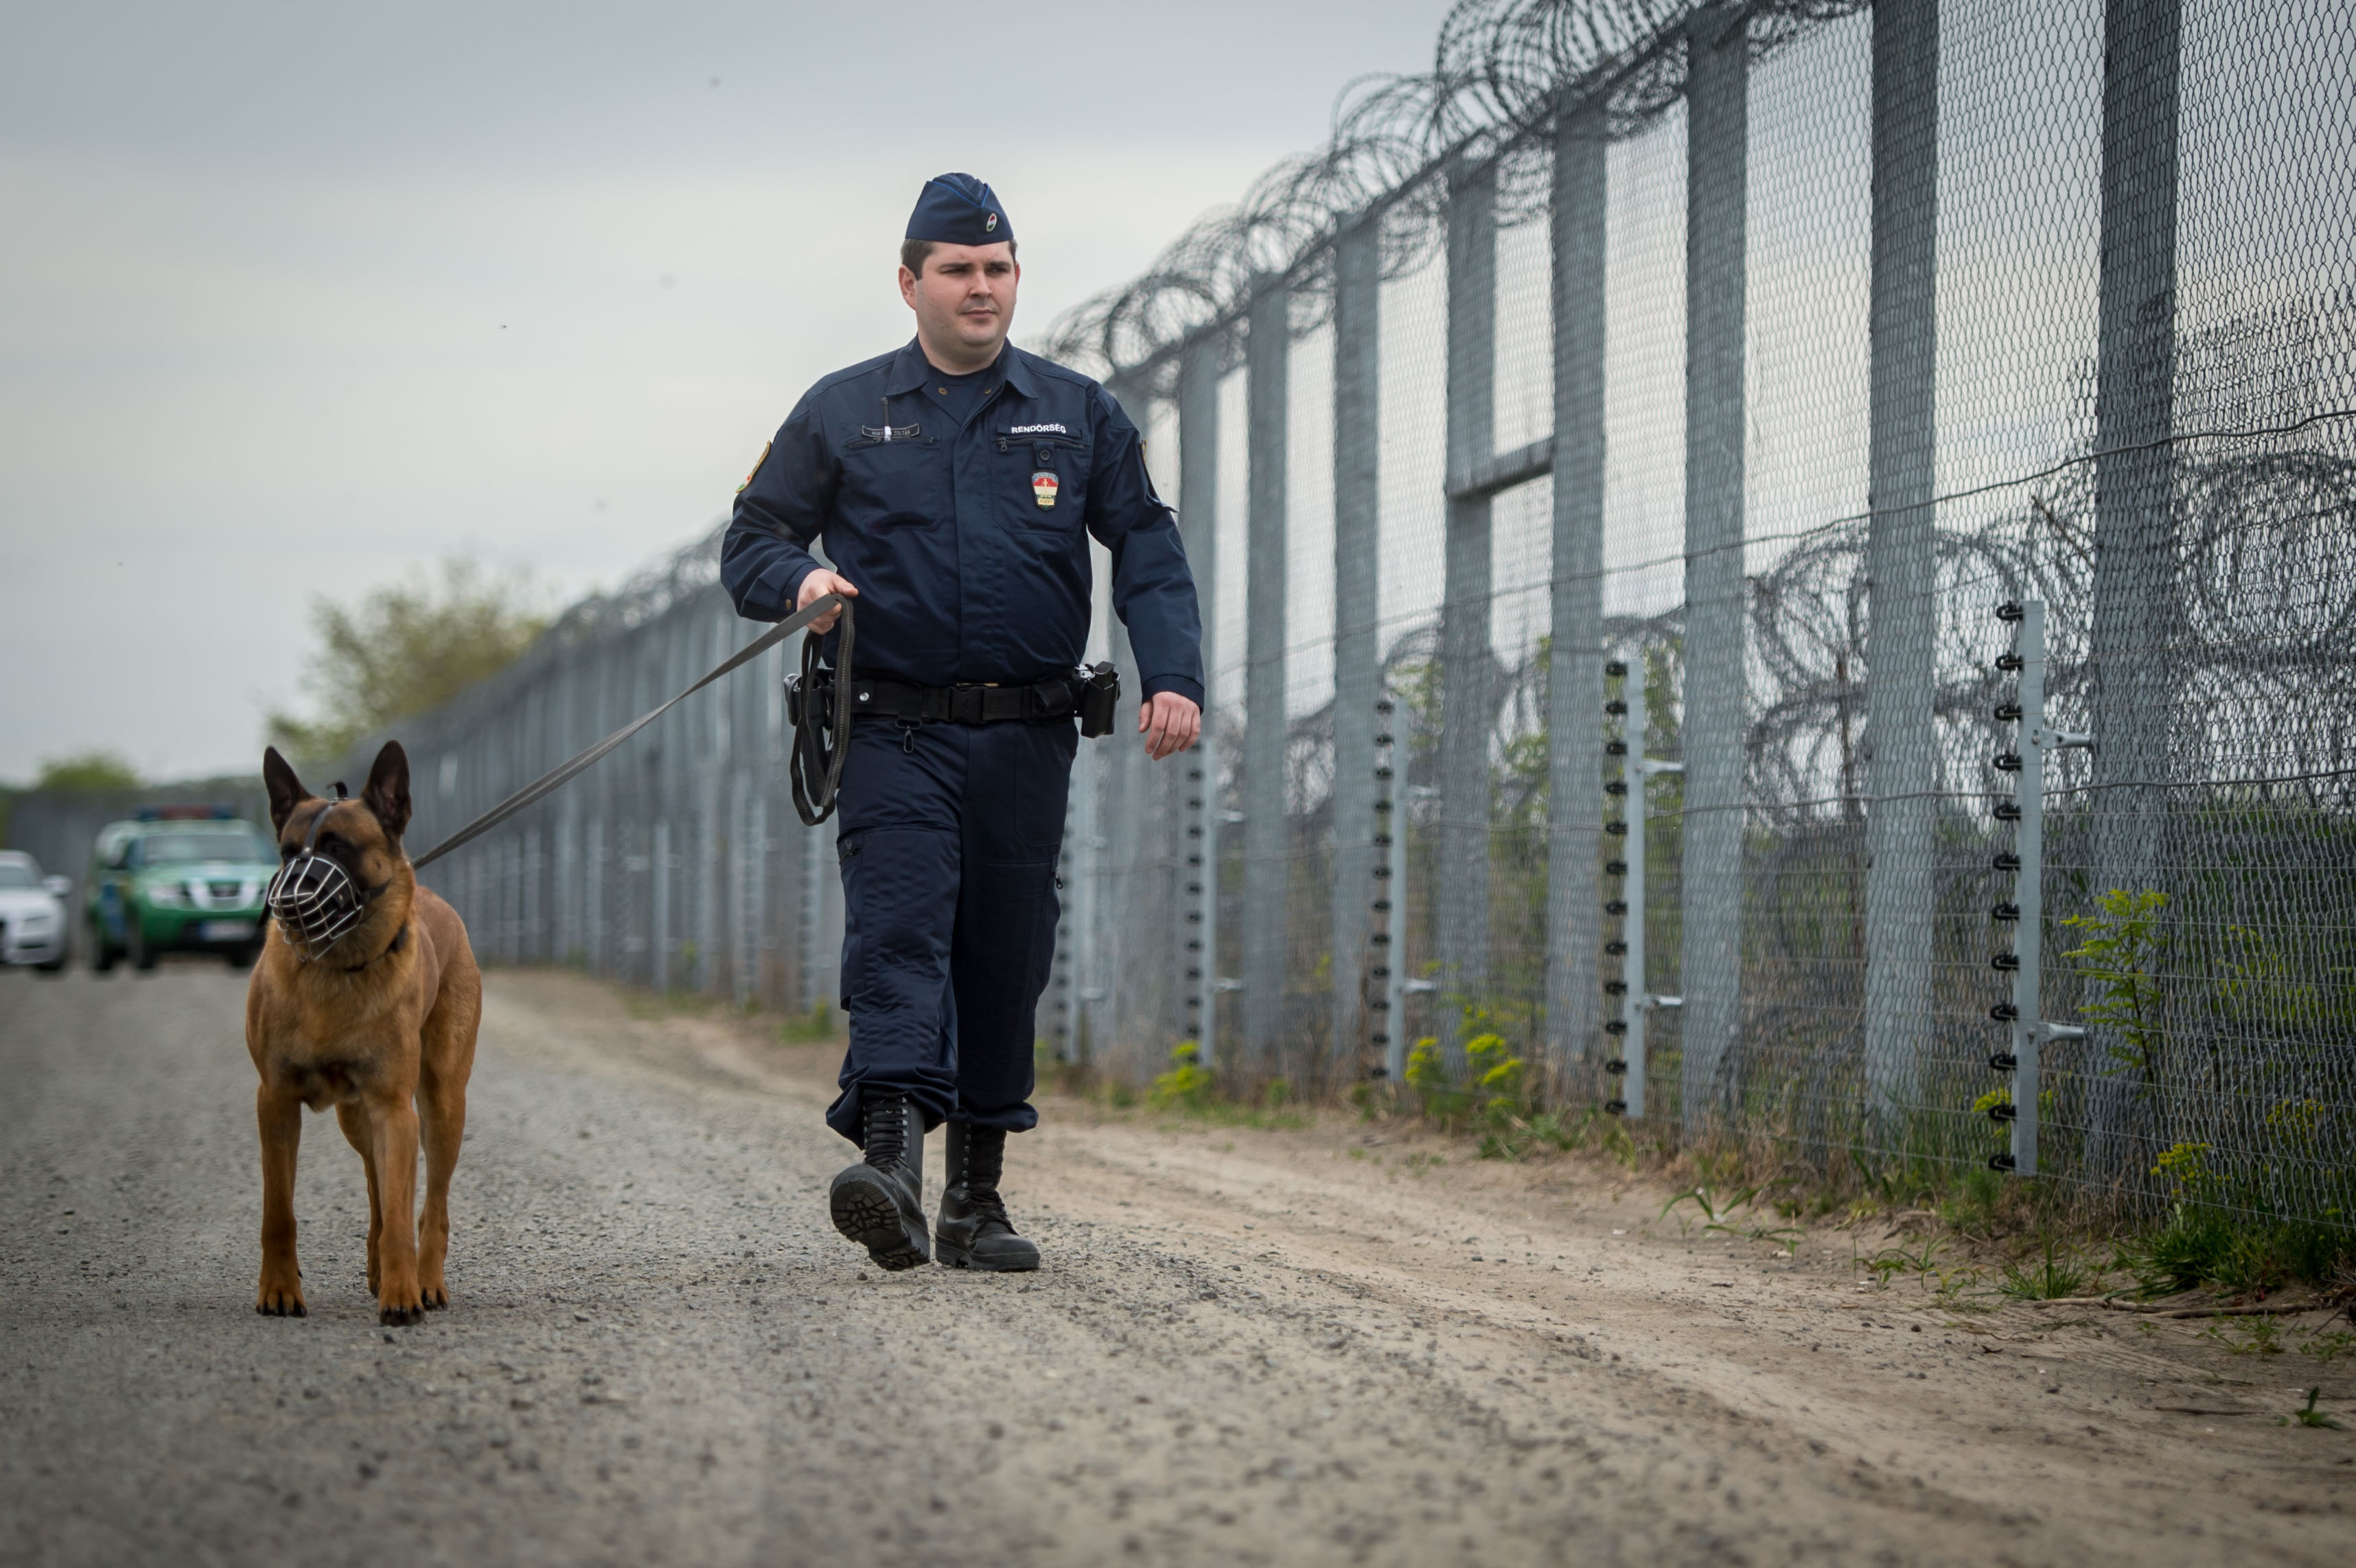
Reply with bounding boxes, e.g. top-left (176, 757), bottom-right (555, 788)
top-left (934, 1122), bottom-right (1040, 1271)
top-left (829, 1092), bottom-right (930, 1271)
